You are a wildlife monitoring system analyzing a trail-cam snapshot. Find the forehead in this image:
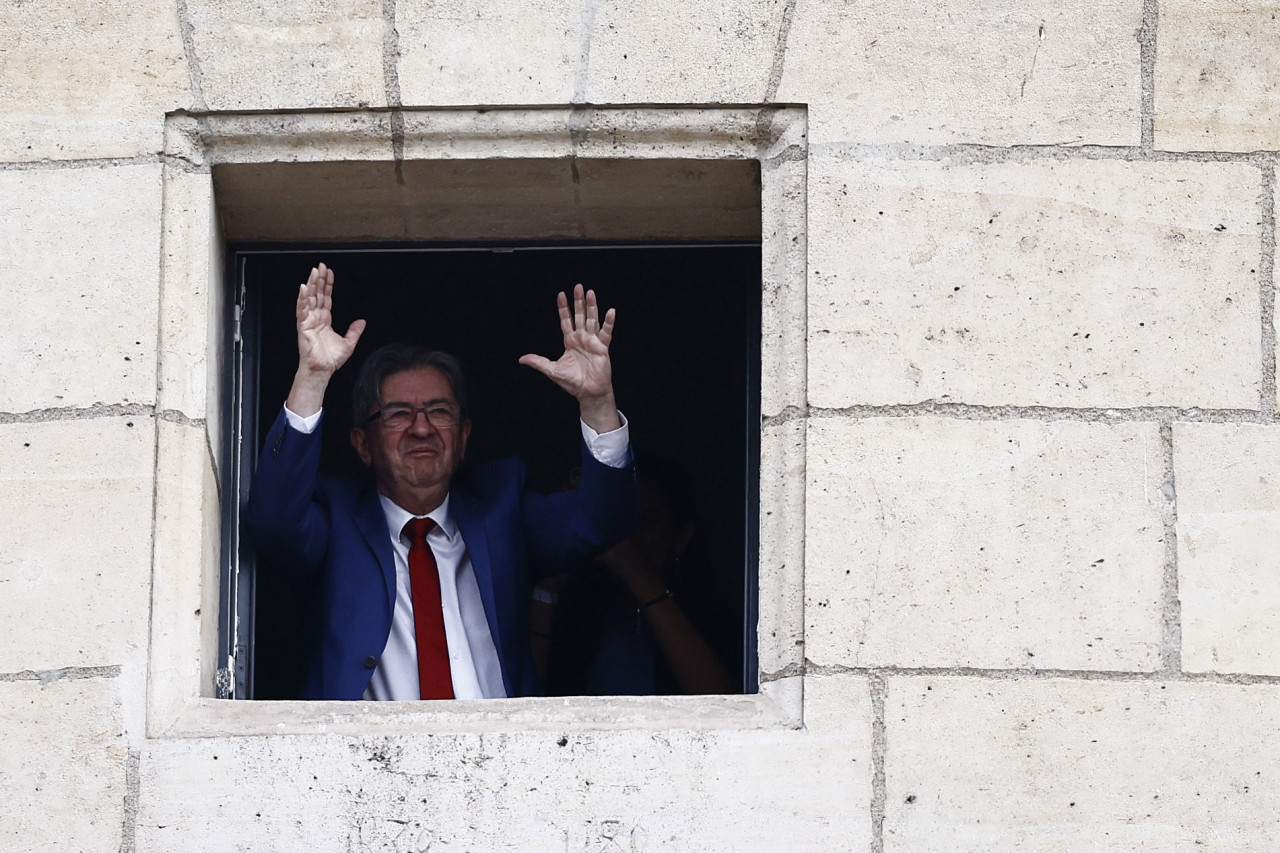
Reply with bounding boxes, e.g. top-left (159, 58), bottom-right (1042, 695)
top-left (378, 366), bottom-right (457, 404)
